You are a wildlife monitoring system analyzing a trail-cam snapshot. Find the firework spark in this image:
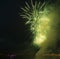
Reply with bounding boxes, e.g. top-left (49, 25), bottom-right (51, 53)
top-left (20, 0), bottom-right (51, 46)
